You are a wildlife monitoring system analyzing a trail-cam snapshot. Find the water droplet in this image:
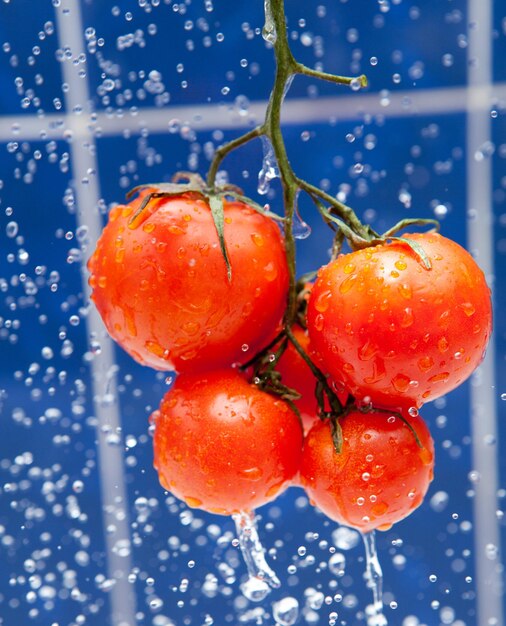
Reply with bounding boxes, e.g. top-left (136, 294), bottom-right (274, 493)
top-left (460, 302), bottom-right (476, 317)
top-left (428, 372), bottom-right (450, 384)
top-left (262, 0), bottom-right (277, 44)
top-left (340, 274), bottom-right (358, 294)
top-left (292, 190), bottom-right (311, 239)
top-left (6, 221), bottom-right (18, 237)
top-left (241, 576), bottom-right (271, 602)
top-left (392, 373), bottom-right (410, 393)
top-left (258, 136), bottom-right (279, 195)
top-left (233, 511), bottom-right (280, 591)
top-left (362, 532), bottom-right (387, 626)
top-left (430, 491), bottom-right (449, 512)
top-left (272, 596), bottom-right (299, 626)
top-left (332, 526), bottom-right (360, 550)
